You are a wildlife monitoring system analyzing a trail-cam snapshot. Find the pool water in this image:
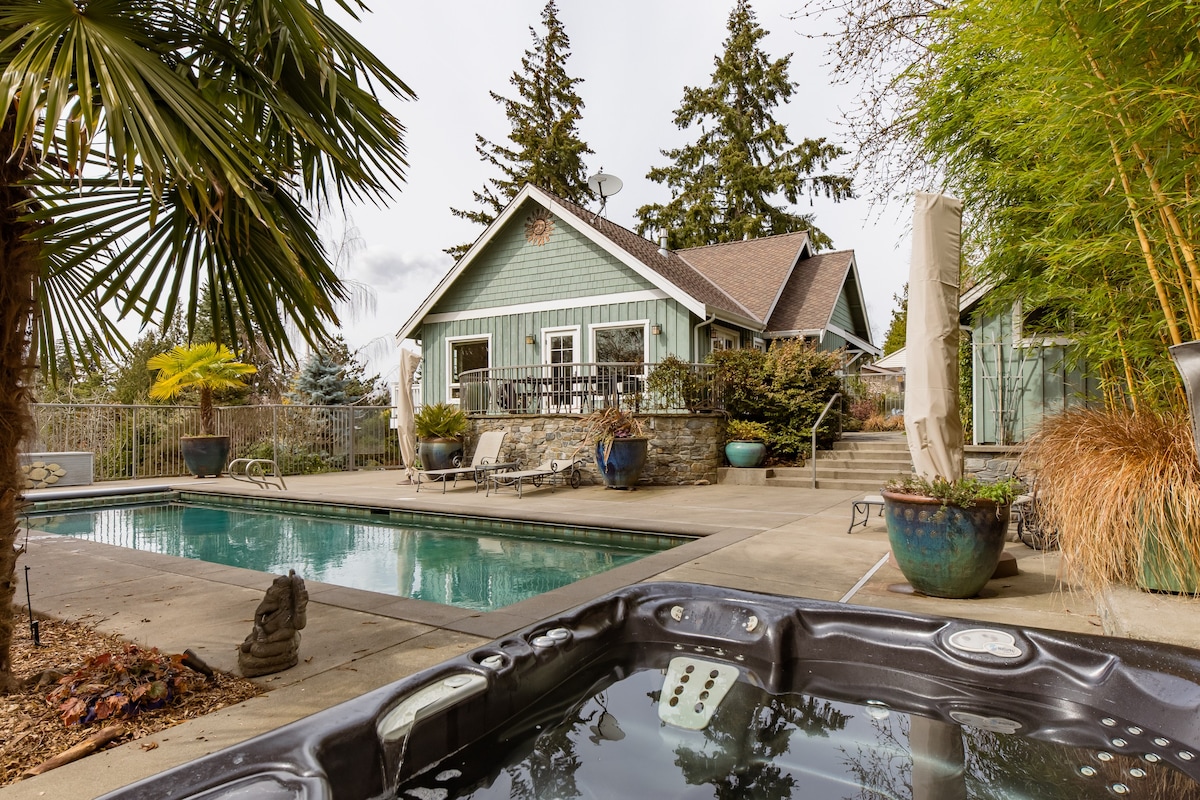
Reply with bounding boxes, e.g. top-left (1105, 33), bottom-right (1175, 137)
top-left (30, 502), bottom-right (677, 612)
top-left (397, 662), bottom-right (1200, 799)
